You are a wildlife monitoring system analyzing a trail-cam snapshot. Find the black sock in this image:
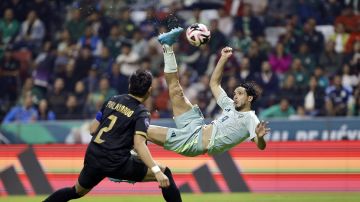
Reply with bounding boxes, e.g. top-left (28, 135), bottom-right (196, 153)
top-left (161, 167), bottom-right (182, 202)
top-left (43, 186), bottom-right (81, 202)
